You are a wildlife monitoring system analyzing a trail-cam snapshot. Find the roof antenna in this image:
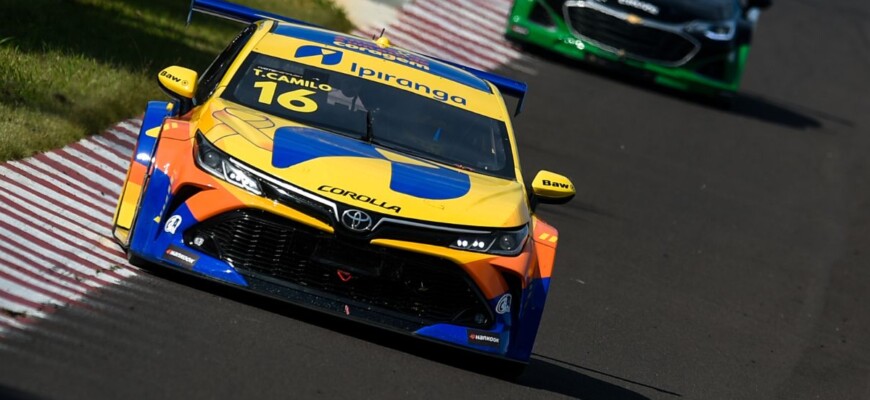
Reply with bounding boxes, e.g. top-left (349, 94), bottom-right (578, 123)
top-left (372, 28), bottom-right (386, 40)
top-left (373, 28), bottom-right (391, 48)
